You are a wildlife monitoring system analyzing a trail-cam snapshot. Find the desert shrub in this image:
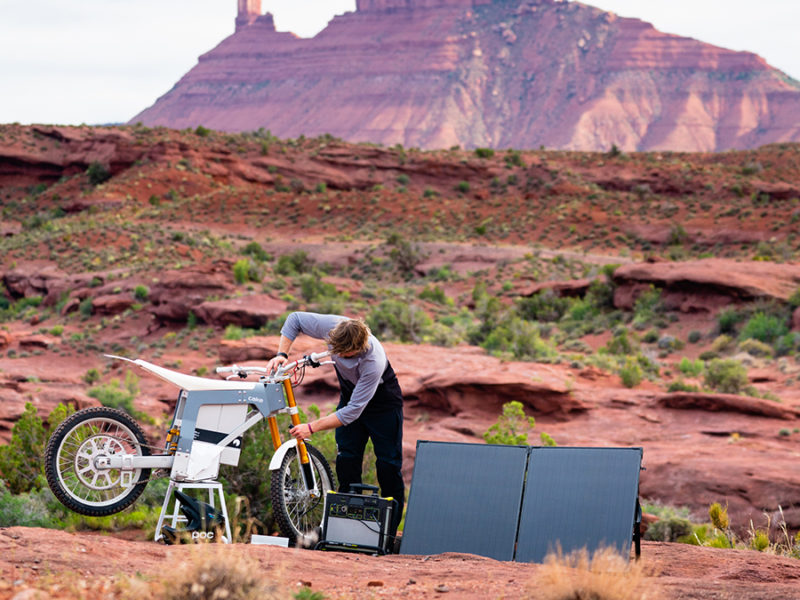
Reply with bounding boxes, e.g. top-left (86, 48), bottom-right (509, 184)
top-left (688, 330), bottom-right (703, 344)
top-left (418, 285), bottom-right (451, 305)
top-left (385, 232), bottom-right (424, 280)
top-left (275, 250), bottom-right (313, 276)
top-left (133, 285), bottom-right (149, 301)
top-left (224, 324), bottom-right (254, 341)
top-left (482, 317), bottom-right (558, 361)
top-left (738, 312), bottom-right (788, 344)
top-left (396, 173), bottom-right (410, 185)
top-left (737, 338), bottom-right (774, 358)
top-left (678, 357), bottom-right (704, 377)
top-left (563, 296), bottom-right (600, 322)
top-left (710, 334), bottom-right (735, 354)
top-left (642, 329), bottom-right (659, 344)
top-left (86, 161), bottom-right (111, 186)
top-left (0, 481), bottom-right (61, 528)
top-left (367, 299), bottom-right (432, 343)
top-left (619, 357), bottom-right (643, 388)
top-left (657, 335), bottom-right (684, 352)
top-left (603, 329), bottom-right (637, 355)
top-left (161, 546), bottom-right (282, 600)
top-left (83, 368), bottom-right (101, 384)
top-left (194, 125), bottom-right (212, 137)
top-left (474, 147), bottom-right (495, 159)
top-left (534, 546), bottom-right (651, 600)
top-left (775, 332), bottom-right (800, 357)
top-left (717, 307), bottom-right (745, 335)
top-left (632, 285), bottom-right (663, 325)
top-left (233, 258), bottom-right (262, 284)
top-left (789, 287), bottom-right (800, 308)
top-left (704, 359), bottom-right (748, 394)
top-left (667, 380), bottom-right (700, 392)
top-left (483, 401), bottom-right (554, 446)
top-left (455, 180), bottom-right (470, 193)
top-left (516, 290), bottom-right (570, 323)
top-left (299, 273), bottom-right (338, 303)
top-left (241, 241), bottom-right (271, 262)
top-left (643, 504), bottom-right (694, 542)
top-left (79, 297), bottom-right (93, 318)
top-left (88, 372), bottom-right (140, 416)
top-left (0, 402), bottom-right (72, 494)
